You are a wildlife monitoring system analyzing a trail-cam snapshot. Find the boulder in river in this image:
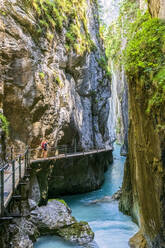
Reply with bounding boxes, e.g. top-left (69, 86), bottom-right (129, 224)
top-left (87, 188), bottom-right (122, 205)
top-left (31, 199), bottom-right (94, 245)
top-left (8, 199), bottom-right (94, 247)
